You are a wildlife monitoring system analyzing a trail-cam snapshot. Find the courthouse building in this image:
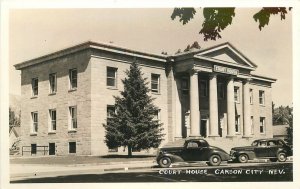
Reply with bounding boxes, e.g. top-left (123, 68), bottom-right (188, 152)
top-left (15, 41), bottom-right (276, 156)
